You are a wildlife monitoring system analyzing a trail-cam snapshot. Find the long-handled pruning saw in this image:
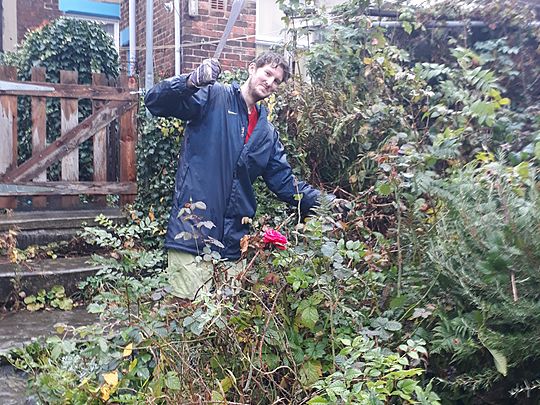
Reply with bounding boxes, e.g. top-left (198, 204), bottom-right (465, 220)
top-left (213, 0), bottom-right (247, 59)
